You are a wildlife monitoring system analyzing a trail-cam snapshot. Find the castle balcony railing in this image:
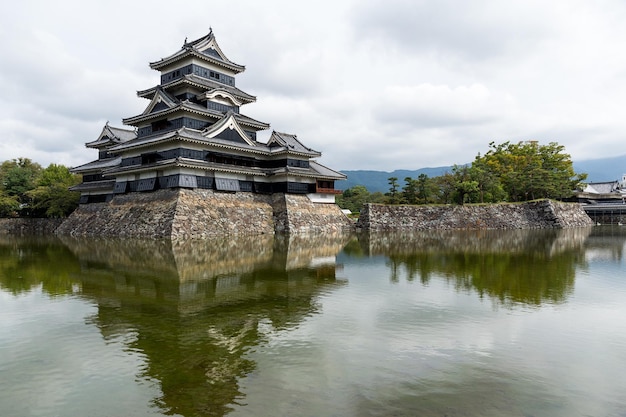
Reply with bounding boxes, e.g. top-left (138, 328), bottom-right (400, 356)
top-left (316, 187), bottom-right (342, 195)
